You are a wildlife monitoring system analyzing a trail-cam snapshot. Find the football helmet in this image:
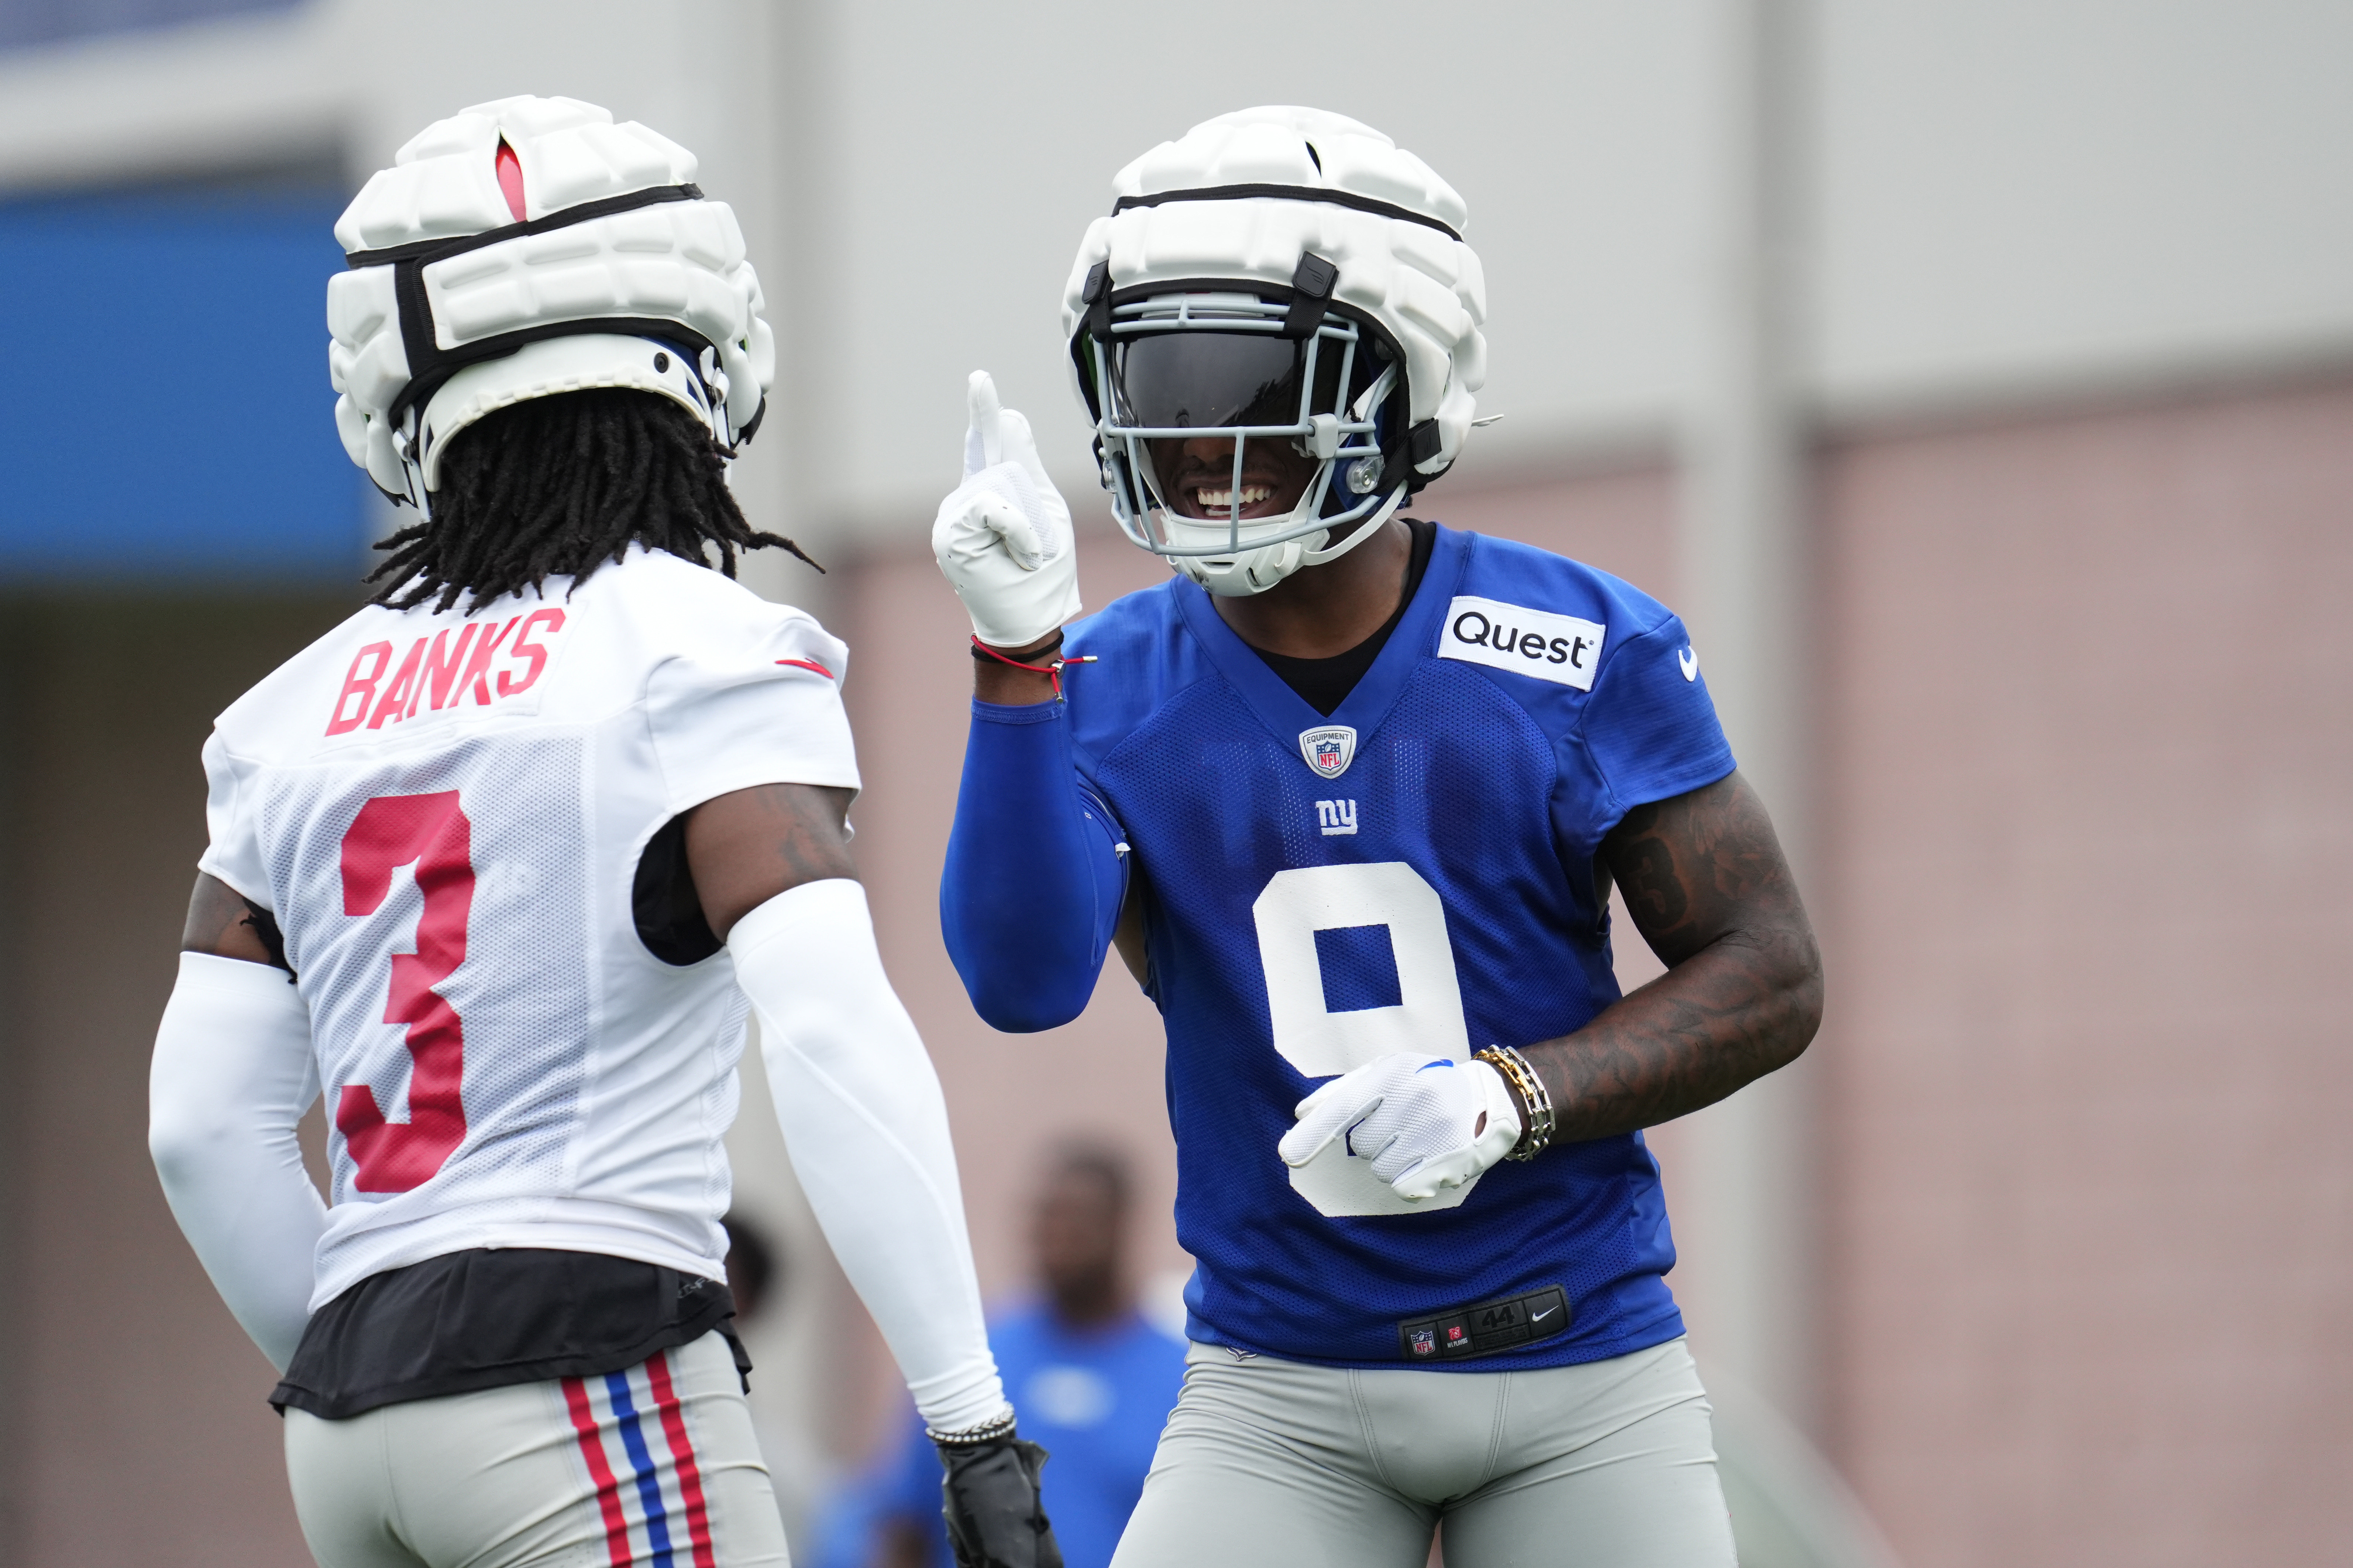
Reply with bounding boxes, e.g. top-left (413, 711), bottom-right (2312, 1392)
top-left (328, 95), bottom-right (775, 516)
top-left (1063, 106), bottom-right (1487, 596)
